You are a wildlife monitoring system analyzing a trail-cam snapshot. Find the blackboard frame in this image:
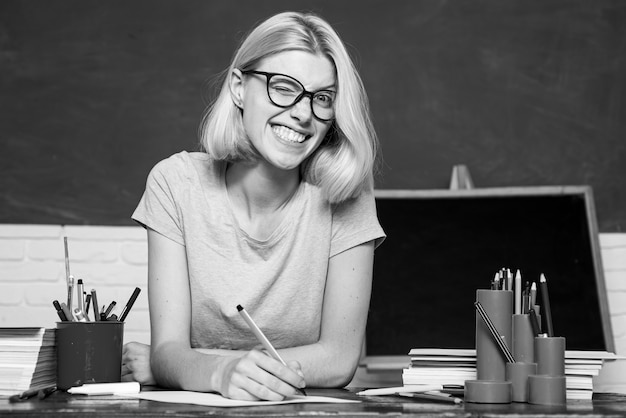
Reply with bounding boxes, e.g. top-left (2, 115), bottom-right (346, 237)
top-left (365, 185), bottom-right (614, 367)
